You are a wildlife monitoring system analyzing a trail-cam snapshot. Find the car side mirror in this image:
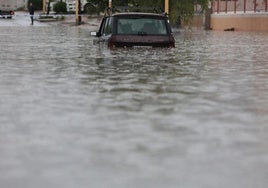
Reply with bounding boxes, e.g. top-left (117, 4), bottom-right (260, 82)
top-left (90, 31), bottom-right (97, 36)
